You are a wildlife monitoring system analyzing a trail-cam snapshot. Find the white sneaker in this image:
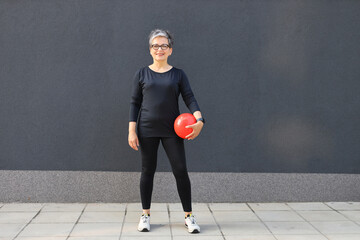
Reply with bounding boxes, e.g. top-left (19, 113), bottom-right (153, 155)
top-left (185, 213), bottom-right (200, 233)
top-left (137, 213), bottom-right (150, 232)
